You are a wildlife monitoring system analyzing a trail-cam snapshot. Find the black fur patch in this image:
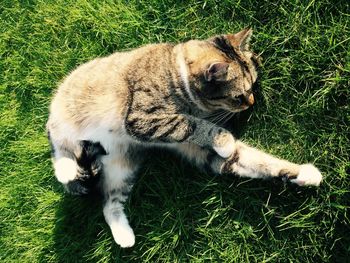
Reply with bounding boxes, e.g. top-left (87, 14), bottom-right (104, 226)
top-left (278, 169), bottom-right (298, 183)
top-left (67, 140), bottom-right (107, 195)
top-left (211, 36), bottom-right (249, 71)
top-left (221, 150), bottom-right (239, 175)
top-left (203, 150), bottom-right (217, 174)
top-left (76, 140), bottom-right (107, 169)
top-left (211, 36), bottom-right (239, 61)
top-left (47, 130), bottom-right (55, 156)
